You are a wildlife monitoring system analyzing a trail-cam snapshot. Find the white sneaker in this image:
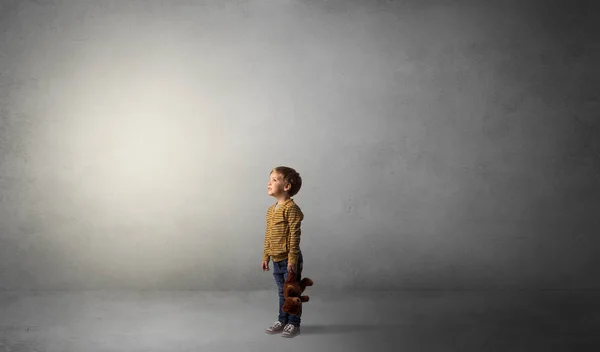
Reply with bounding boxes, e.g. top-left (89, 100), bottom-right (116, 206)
top-left (281, 323), bottom-right (300, 338)
top-left (265, 321), bottom-right (285, 334)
